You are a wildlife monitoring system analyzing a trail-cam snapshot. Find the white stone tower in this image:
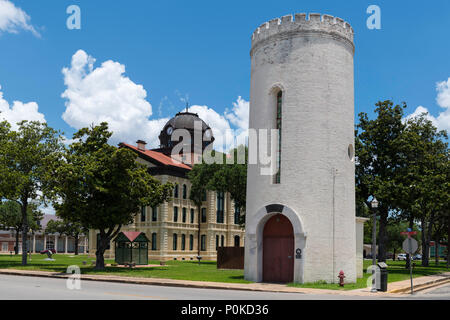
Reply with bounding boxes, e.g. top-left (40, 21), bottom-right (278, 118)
top-left (244, 13), bottom-right (356, 284)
